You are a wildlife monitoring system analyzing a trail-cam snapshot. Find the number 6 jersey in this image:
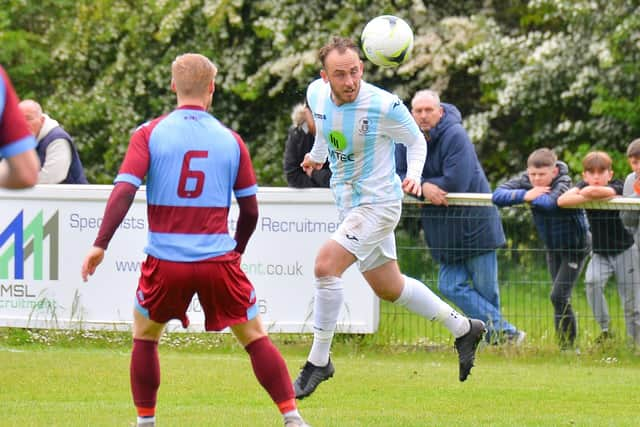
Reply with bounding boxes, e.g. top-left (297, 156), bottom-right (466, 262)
top-left (114, 106), bottom-right (257, 261)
